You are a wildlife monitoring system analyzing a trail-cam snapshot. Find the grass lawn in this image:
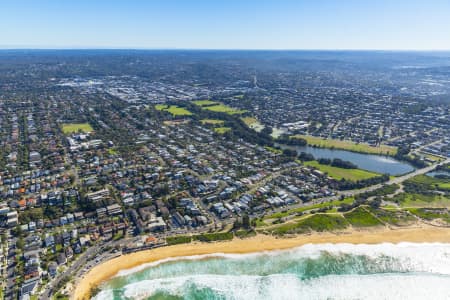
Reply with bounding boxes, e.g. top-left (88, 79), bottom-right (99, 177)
top-left (407, 174), bottom-right (448, 185)
top-left (214, 127), bottom-right (231, 134)
top-left (165, 105), bottom-right (192, 116)
top-left (193, 100), bottom-right (218, 106)
top-left (254, 219), bottom-right (268, 227)
top-left (271, 214), bottom-right (349, 235)
top-left (368, 207), bottom-right (416, 226)
top-left (292, 135), bottom-right (398, 155)
top-left (265, 146), bottom-right (282, 154)
top-left (235, 229), bottom-right (257, 238)
top-left (407, 208), bottom-right (450, 223)
top-left (202, 103), bottom-right (247, 115)
top-left (344, 207), bottom-right (383, 227)
top-left (304, 160), bottom-right (379, 181)
top-left (393, 192), bottom-right (450, 208)
top-left (156, 104), bottom-right (192, 116)
top-left (193, 232), bottom-right (234, 242)
top-left (405, 175), bottom-right (450, 192)
top-left (438, 183), bottom-right (450, 190)
top-left (201, 119), bottom-right (224, 126)
top-left (417, 151), bottom-right (445, 162)
top-left (241, 116), bottom-right (265, 132)
top-left (265, 197), bottom-right (354, 220)
top-left (107, 148), bottom-right (118, 155)
top-left (241, 117), bottom-right (258, 125)
top-left (61, 123), bottom-right (93, 134)
top-left (166, 235), bottom-right (192, 245)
